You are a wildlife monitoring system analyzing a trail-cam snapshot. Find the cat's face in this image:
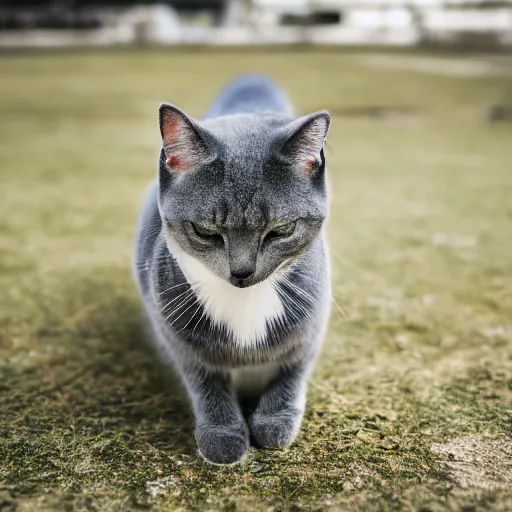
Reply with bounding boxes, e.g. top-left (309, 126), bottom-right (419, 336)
top-left (157, 105), bottom-right (330, 288)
